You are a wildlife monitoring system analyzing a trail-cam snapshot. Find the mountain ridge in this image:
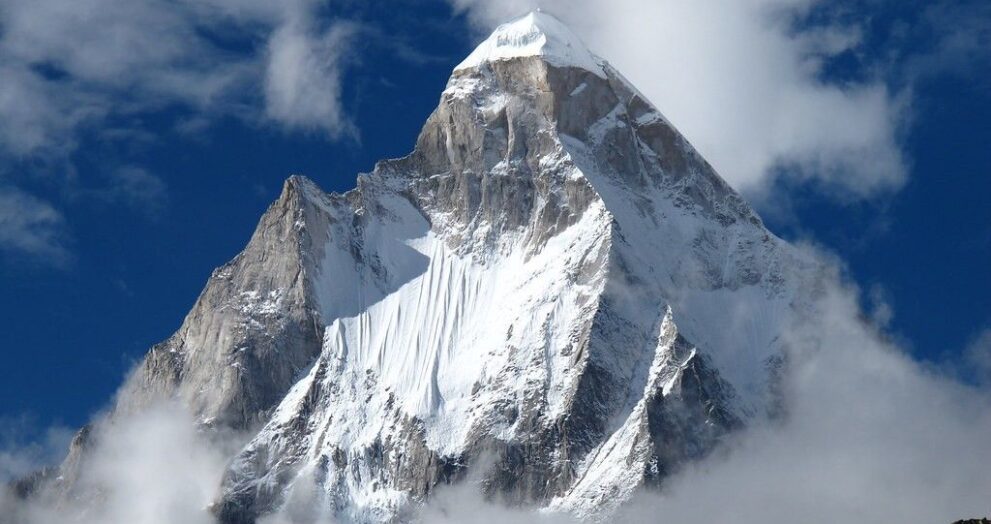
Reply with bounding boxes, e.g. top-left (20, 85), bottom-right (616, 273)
top-left (30, 11), bottom-right (824, 523)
